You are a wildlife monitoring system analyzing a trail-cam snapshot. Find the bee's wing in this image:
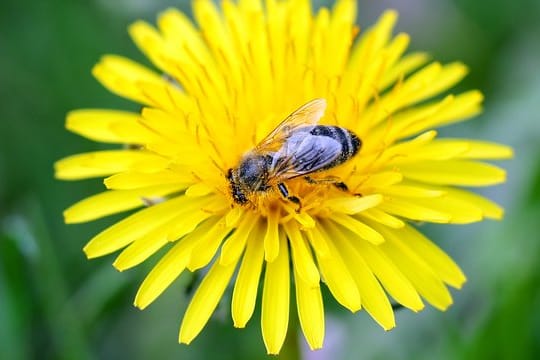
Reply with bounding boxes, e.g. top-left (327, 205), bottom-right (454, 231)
top-left (254, 98), bottom-right (327, 153)
top-left (271, 132), bottom-right (342, 178)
